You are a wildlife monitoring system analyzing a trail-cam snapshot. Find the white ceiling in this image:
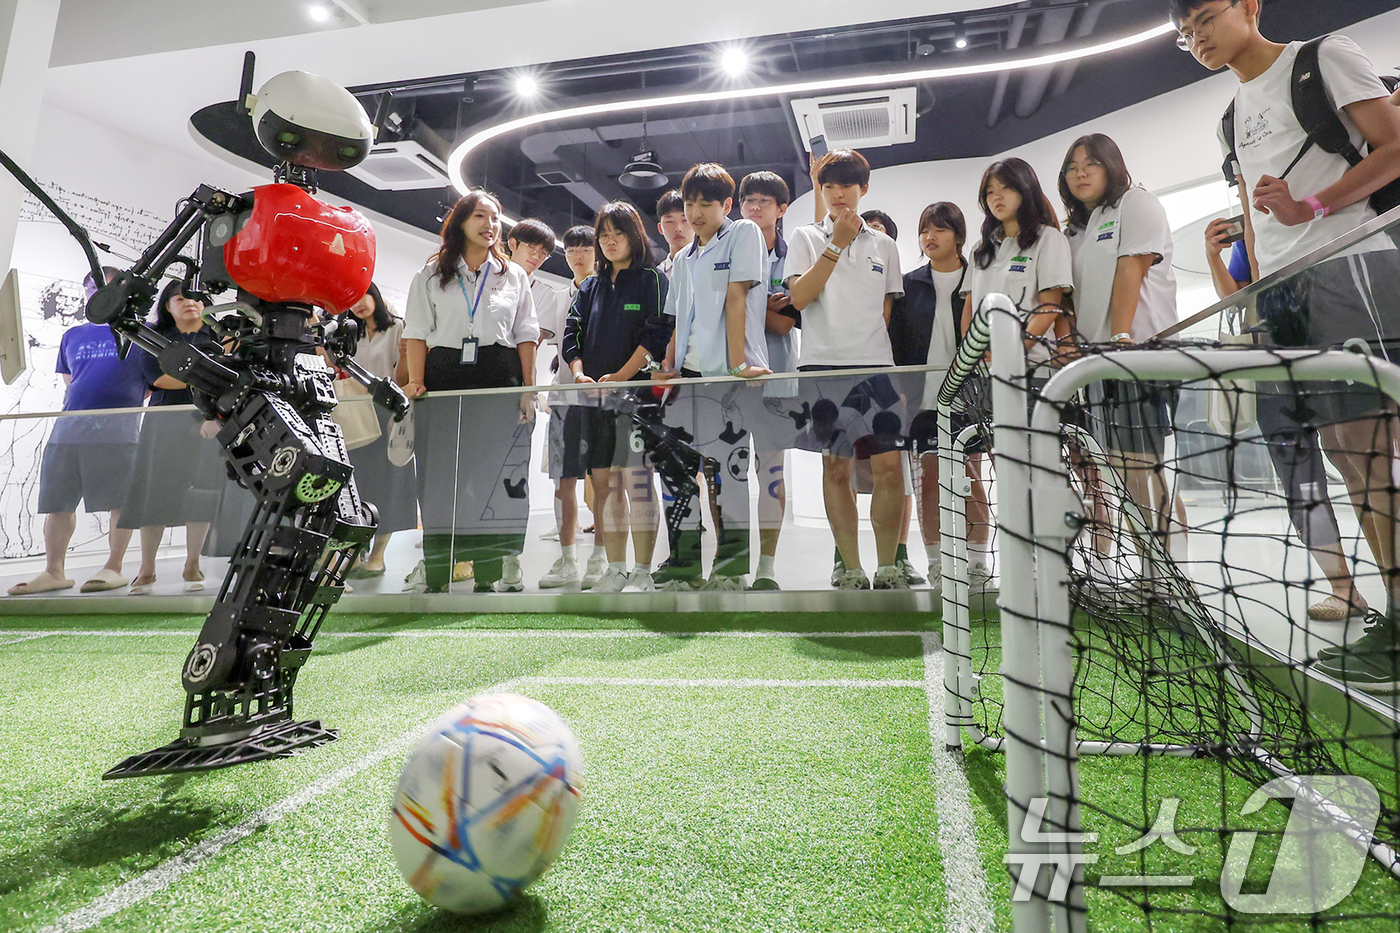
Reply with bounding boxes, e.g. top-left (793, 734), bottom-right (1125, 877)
top-left (43, 0), bottom-right (1017, 167)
